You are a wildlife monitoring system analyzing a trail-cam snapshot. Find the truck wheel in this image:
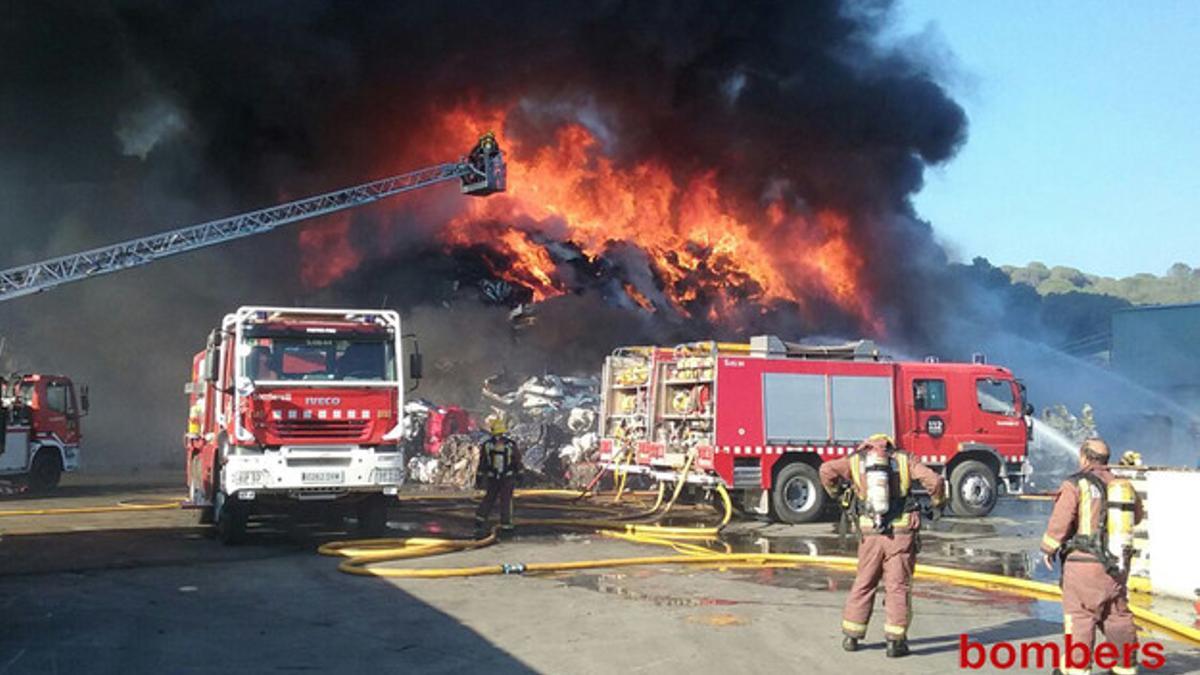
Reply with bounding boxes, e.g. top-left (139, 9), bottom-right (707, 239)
top-left (770, 462), bottom-right (826, 524)
top-left (950, 459), bottom-right (998, 517)
top-left (27, 450), bottom-right (63, 493)
top-left (355, 495), bottom-right (390, 537)
top-left (190, 455), bottom-right (214, 525)
top-left (215, 492), bottom-right (248, 545)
